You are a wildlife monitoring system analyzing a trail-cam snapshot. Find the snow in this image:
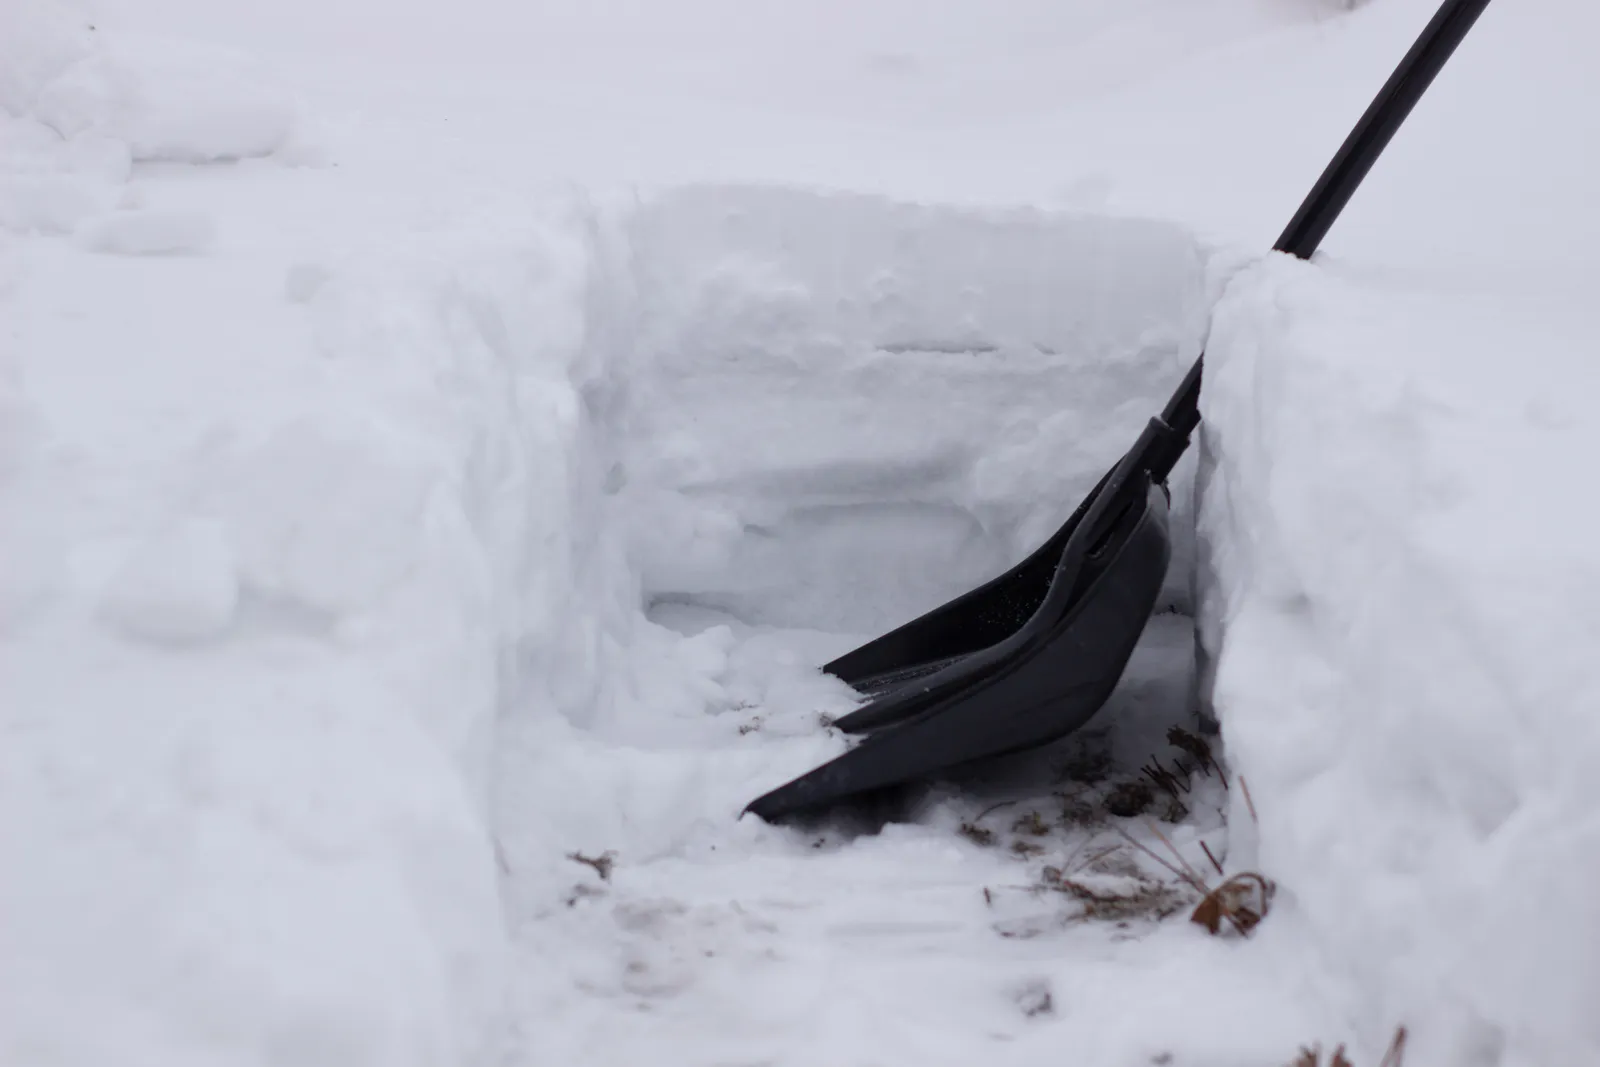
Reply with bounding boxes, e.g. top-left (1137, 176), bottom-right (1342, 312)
top-left (76, 208), bottom-right (216, 255)
top-left (1200, 260), bottom-right (1600, 1064)
top-left (1, 0), bottom-right (290, 235)
top-left (98, 516), bottom-right (239, 643)
top-left (1191, 2), bottom-right (1600, 1061)
top-left (608, 185), bottom-right (1207, 630)
top-left (3, 0), bottom-right (1598, 1065)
